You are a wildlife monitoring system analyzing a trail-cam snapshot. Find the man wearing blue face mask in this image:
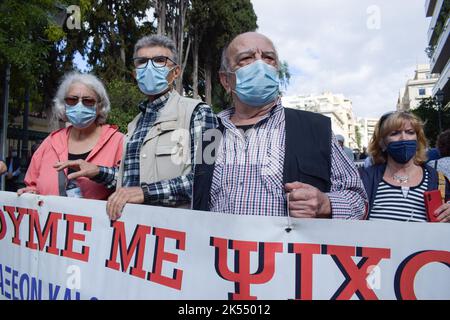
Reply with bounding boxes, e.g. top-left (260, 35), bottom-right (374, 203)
top-left (193, 32), bottom-right (367, 219)
top-left (57, 35), bottom-right (218, 220)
